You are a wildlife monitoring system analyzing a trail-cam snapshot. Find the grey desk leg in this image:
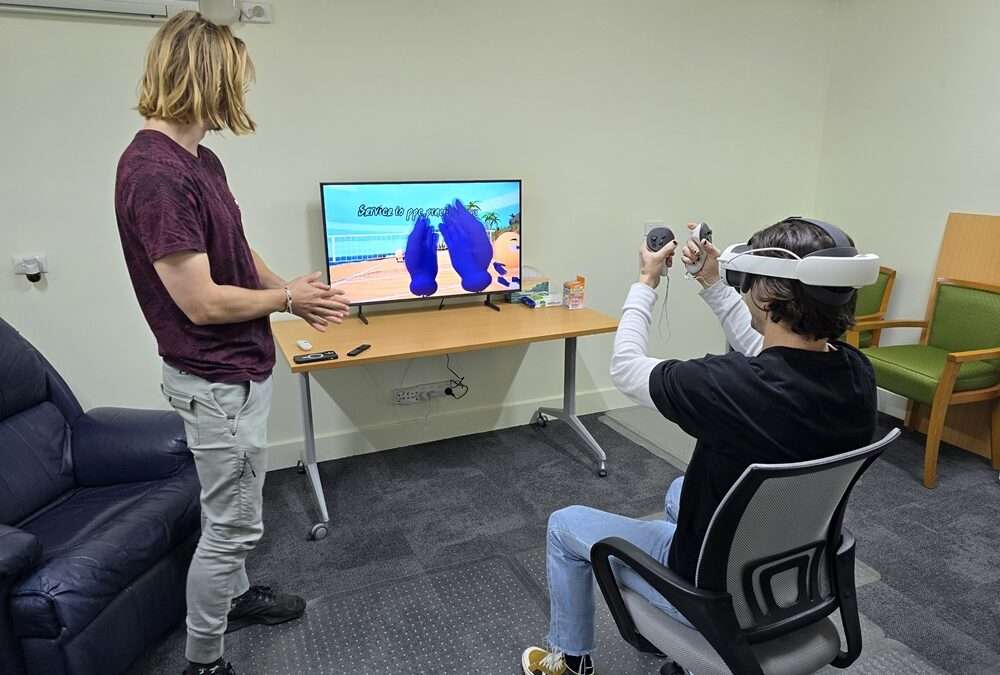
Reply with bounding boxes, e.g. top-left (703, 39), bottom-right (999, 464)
top-left (533, 336), bottom-right (609, 477)
top-left (299, 373), bottom-right (331, 541)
